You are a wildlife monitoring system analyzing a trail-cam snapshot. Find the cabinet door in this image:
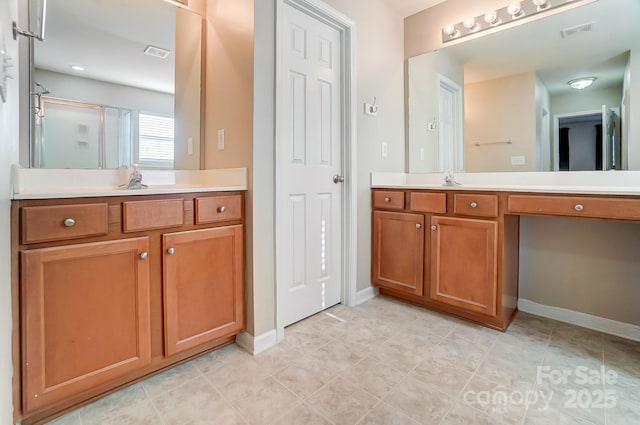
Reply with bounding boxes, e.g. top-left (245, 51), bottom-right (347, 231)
top-left (163, 225), bottom-right (244, 356)
top-left (21, 238), bottom-right (151, 413)
top-left (372, 211), bottom-right (424, 296)
top-left (430, 216), bottom-right (498, 317)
